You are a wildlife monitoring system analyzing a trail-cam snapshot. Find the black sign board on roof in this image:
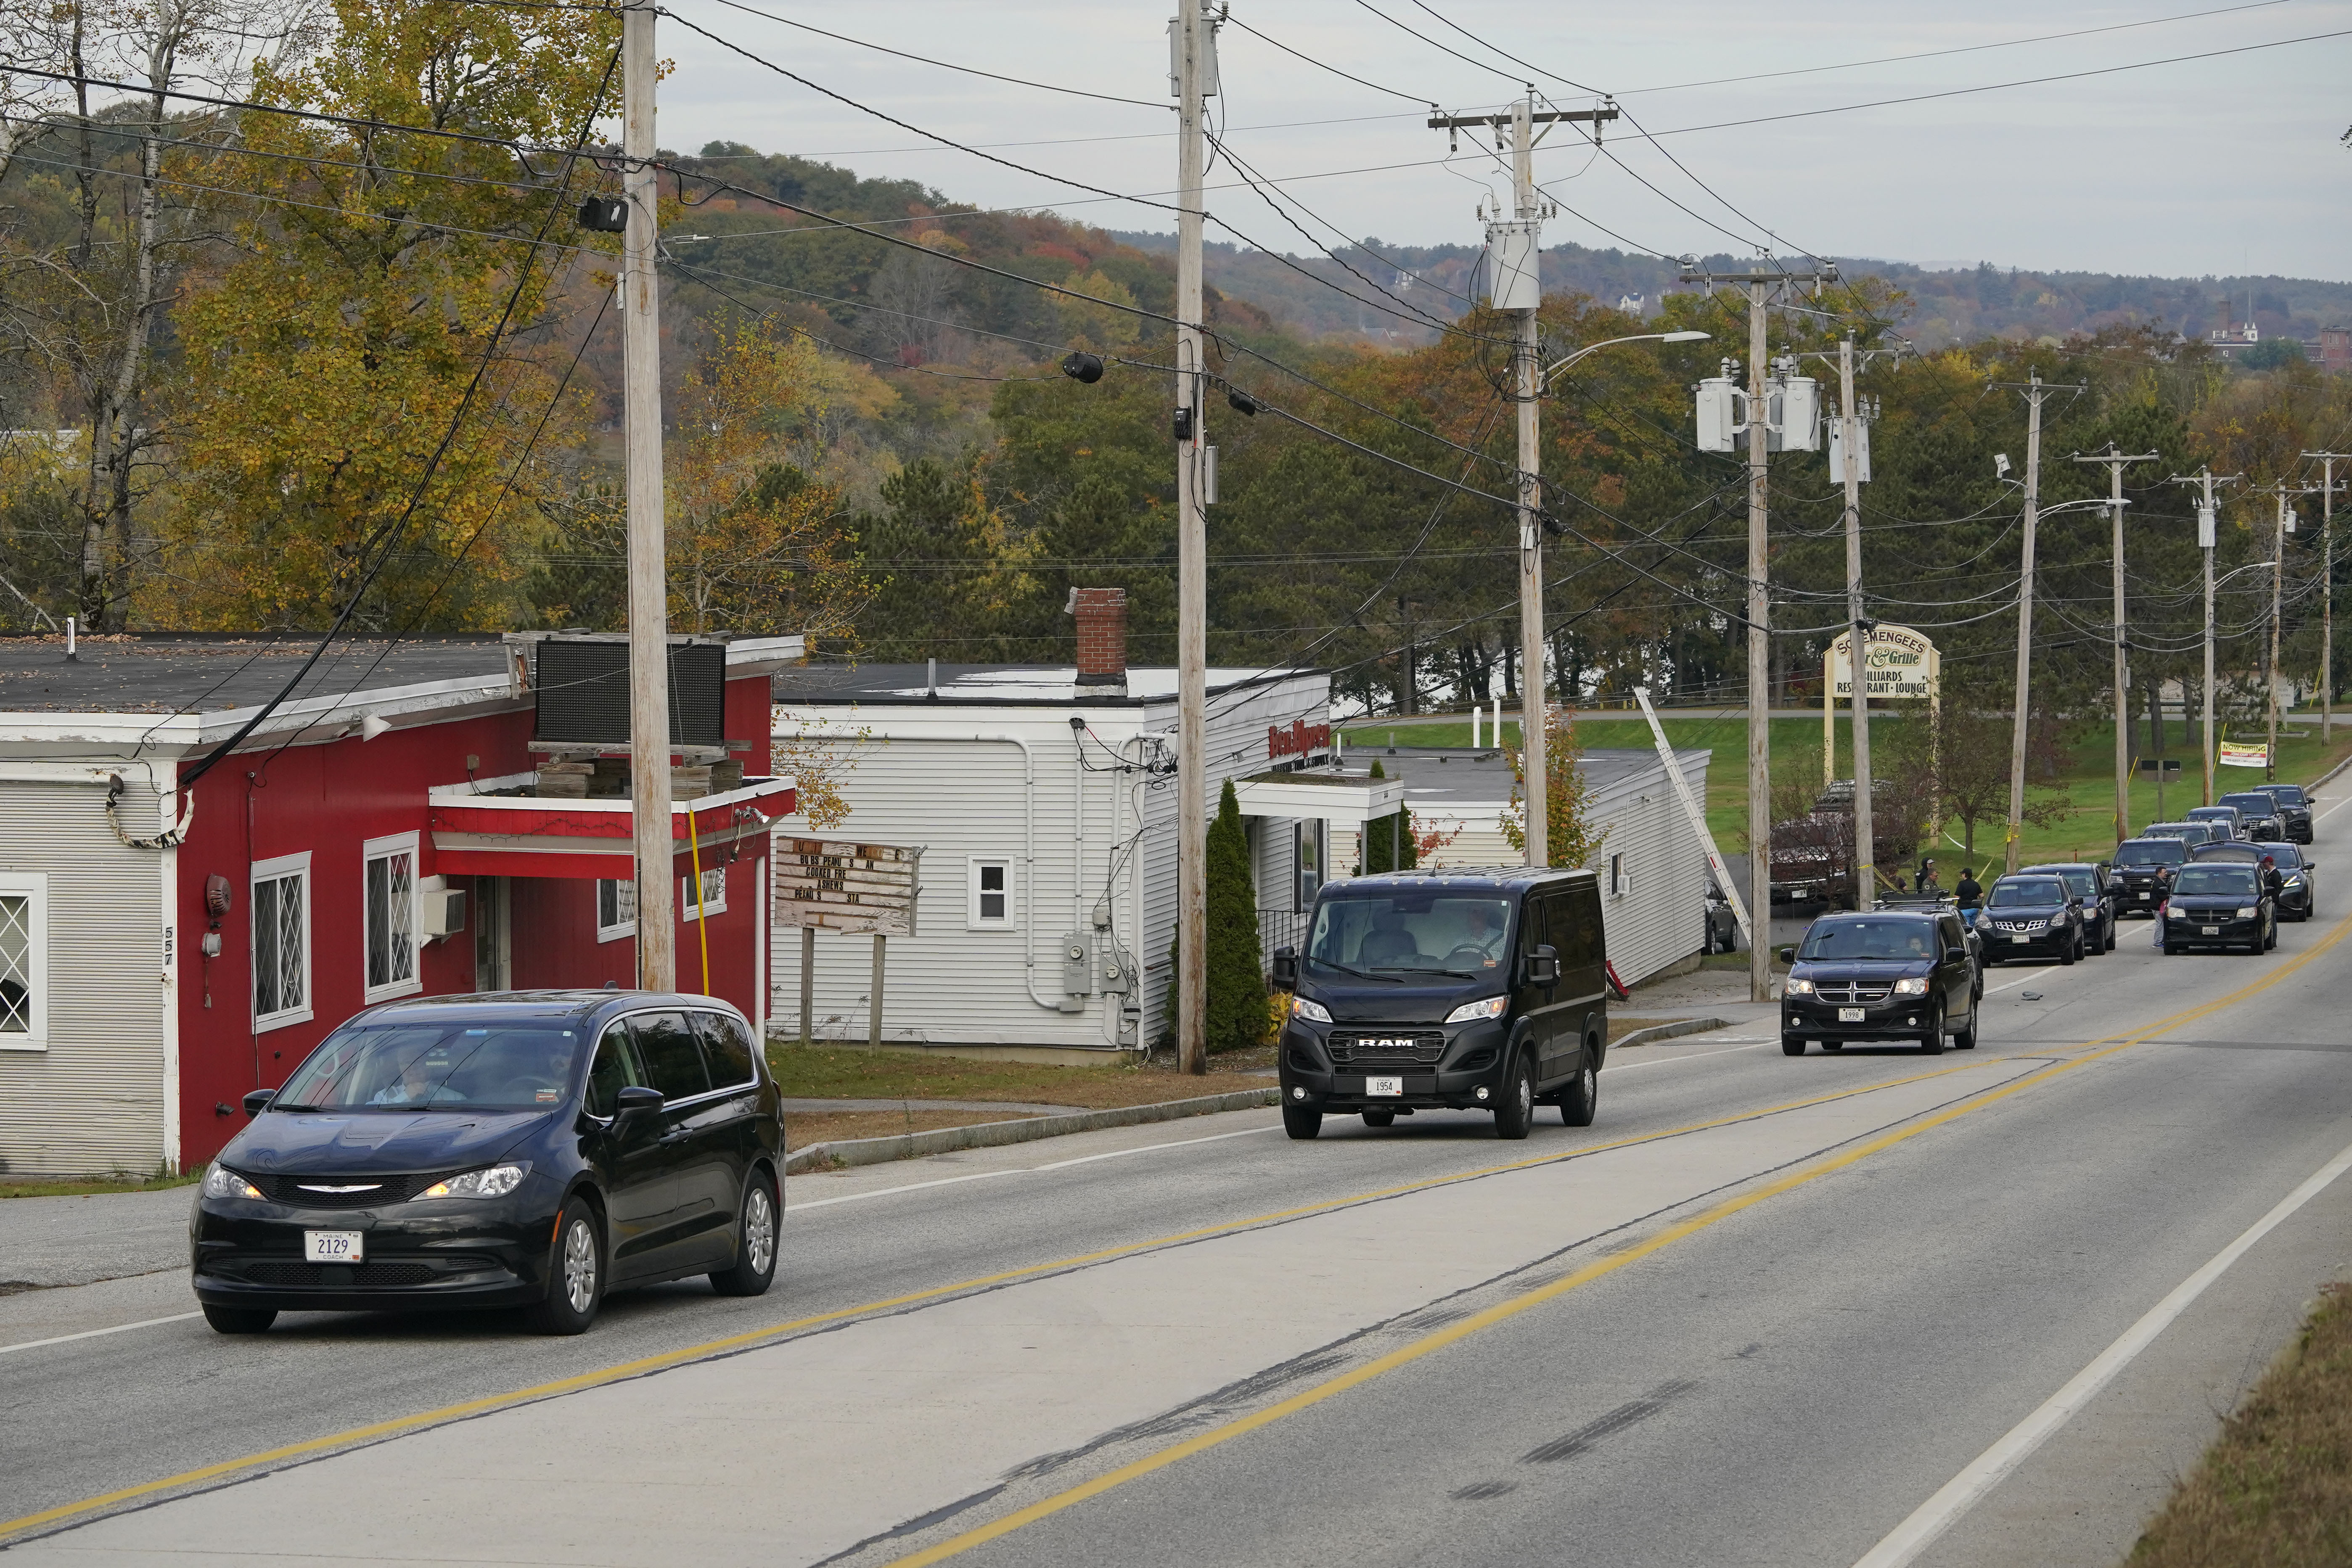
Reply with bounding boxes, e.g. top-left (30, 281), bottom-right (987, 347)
top-left (533, 636), bottom-right (725, 748)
